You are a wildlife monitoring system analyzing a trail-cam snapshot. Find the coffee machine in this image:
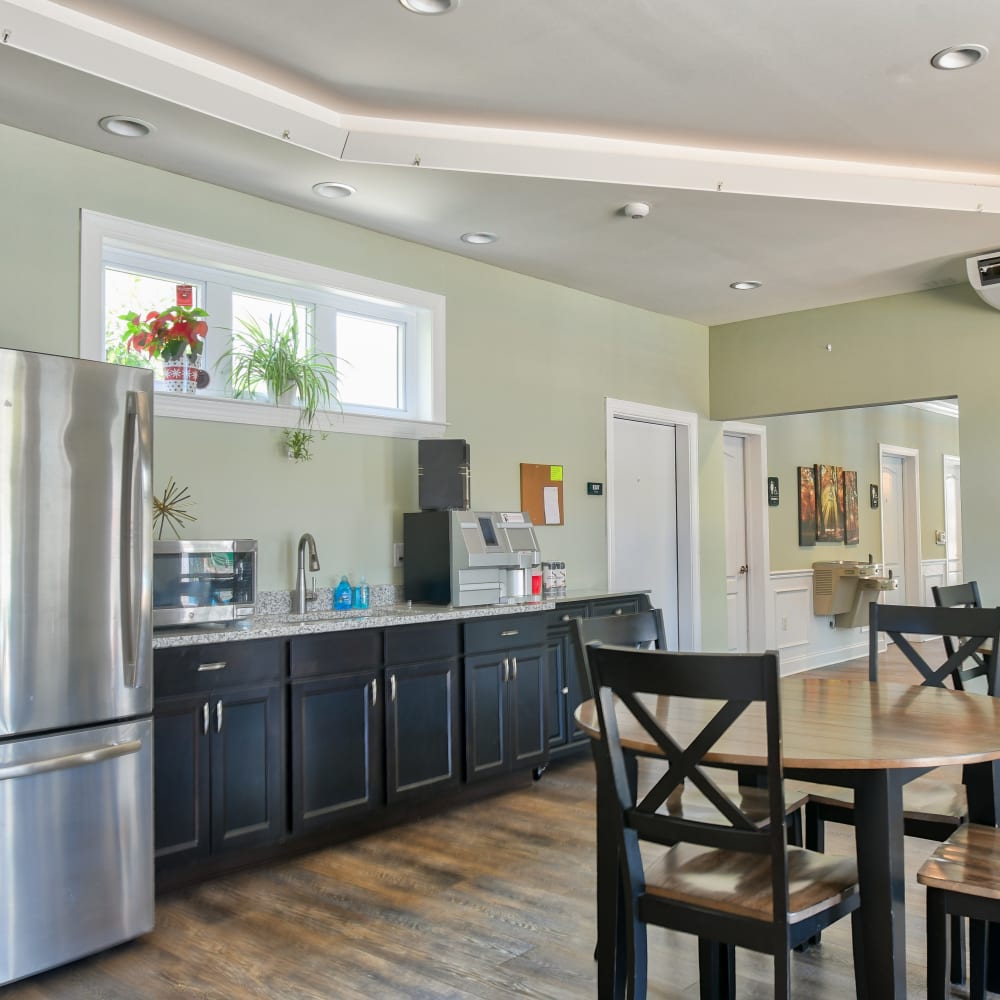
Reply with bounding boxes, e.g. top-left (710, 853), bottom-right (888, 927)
top-left (403, 510), bottom-right (541, 606)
